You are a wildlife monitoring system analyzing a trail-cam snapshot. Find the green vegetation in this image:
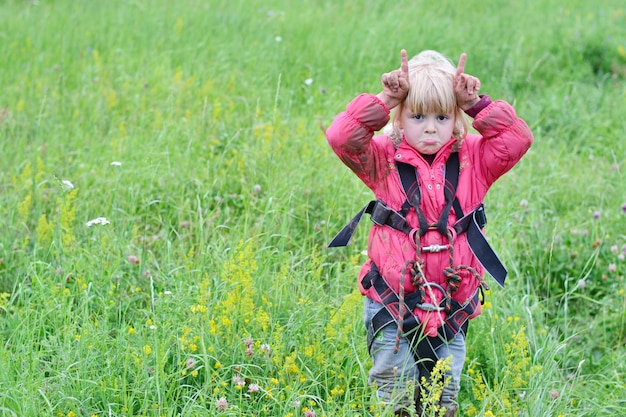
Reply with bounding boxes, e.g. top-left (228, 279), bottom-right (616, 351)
top-left (1, 0), bottom-right (625, 416)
